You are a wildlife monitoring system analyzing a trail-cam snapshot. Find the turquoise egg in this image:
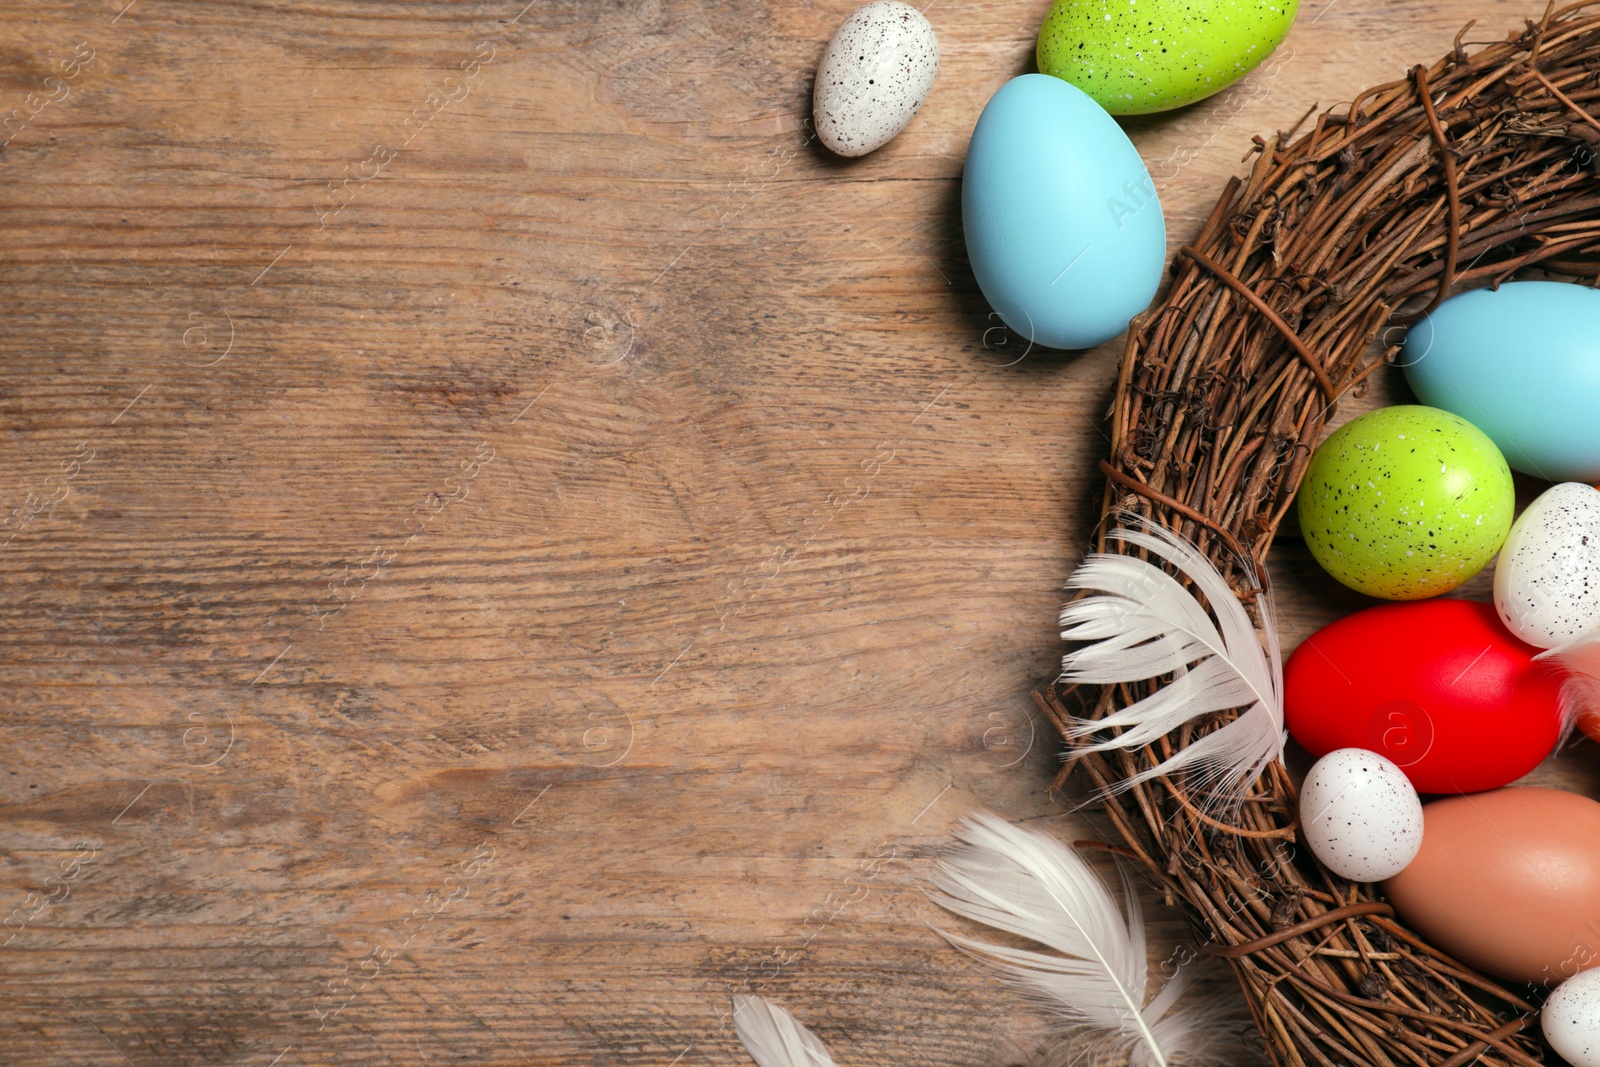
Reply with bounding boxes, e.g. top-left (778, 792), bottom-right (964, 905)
top-left (1404, 281), bottom-right (1600, 483)
top-left (962, 74), bottom-right (1165, 350)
